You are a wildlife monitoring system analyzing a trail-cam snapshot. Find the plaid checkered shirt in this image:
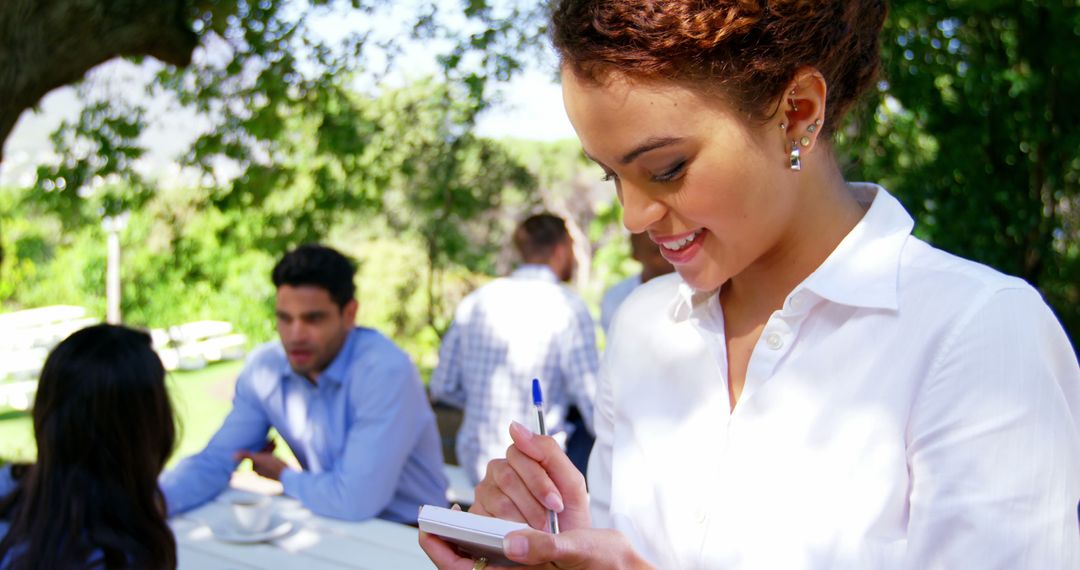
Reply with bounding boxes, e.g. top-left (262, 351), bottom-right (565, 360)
top-left (430, 265), bottom-right (600, 485)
